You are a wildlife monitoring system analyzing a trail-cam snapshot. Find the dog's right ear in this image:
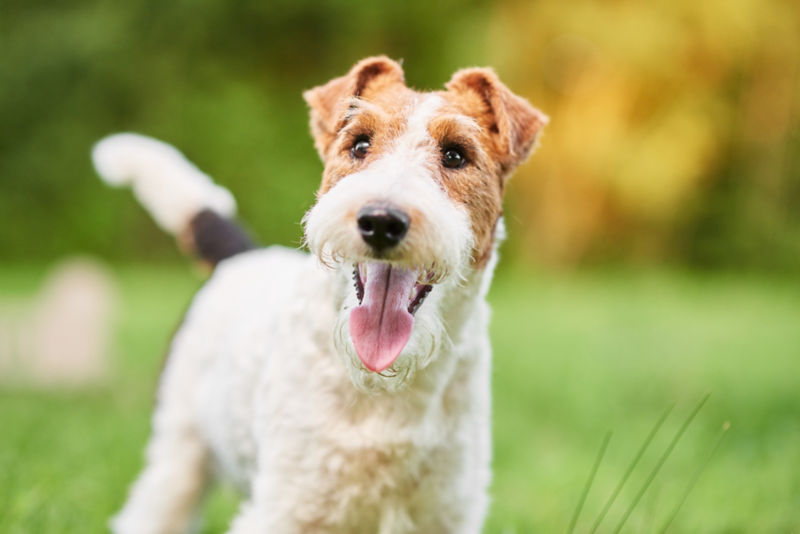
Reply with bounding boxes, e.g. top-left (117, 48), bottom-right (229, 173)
top-left (304, 56), bottom-right (405, 160)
